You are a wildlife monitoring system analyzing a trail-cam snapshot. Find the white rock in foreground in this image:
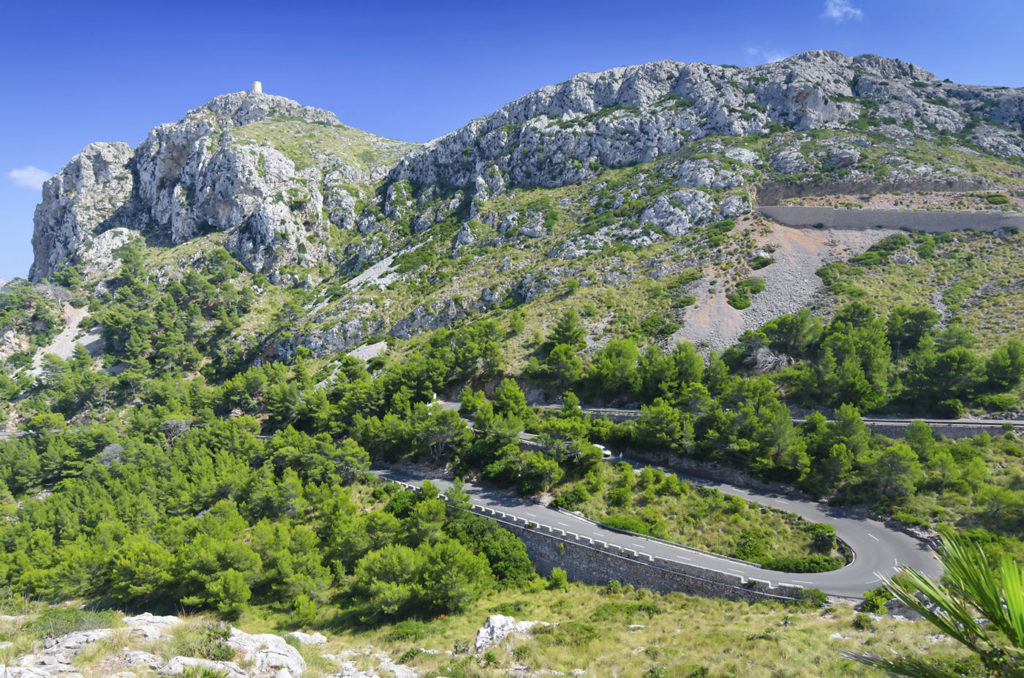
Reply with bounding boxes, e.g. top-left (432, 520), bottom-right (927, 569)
top-left (227, 627), bottom-right (306, 677)
top-left (474, 614), bottom-right (545, 653)
top-left (287, 630), bottom-right (327, 645)
top-left (122, 612), bottom-right (182, 640)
